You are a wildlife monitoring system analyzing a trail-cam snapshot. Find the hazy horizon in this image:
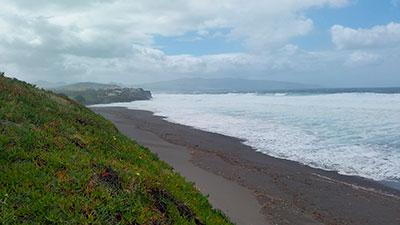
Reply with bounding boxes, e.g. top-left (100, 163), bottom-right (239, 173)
top-left (1, 1), bottom-right (400, 87)
top-left (34, 77), bottom-right (400, 90)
